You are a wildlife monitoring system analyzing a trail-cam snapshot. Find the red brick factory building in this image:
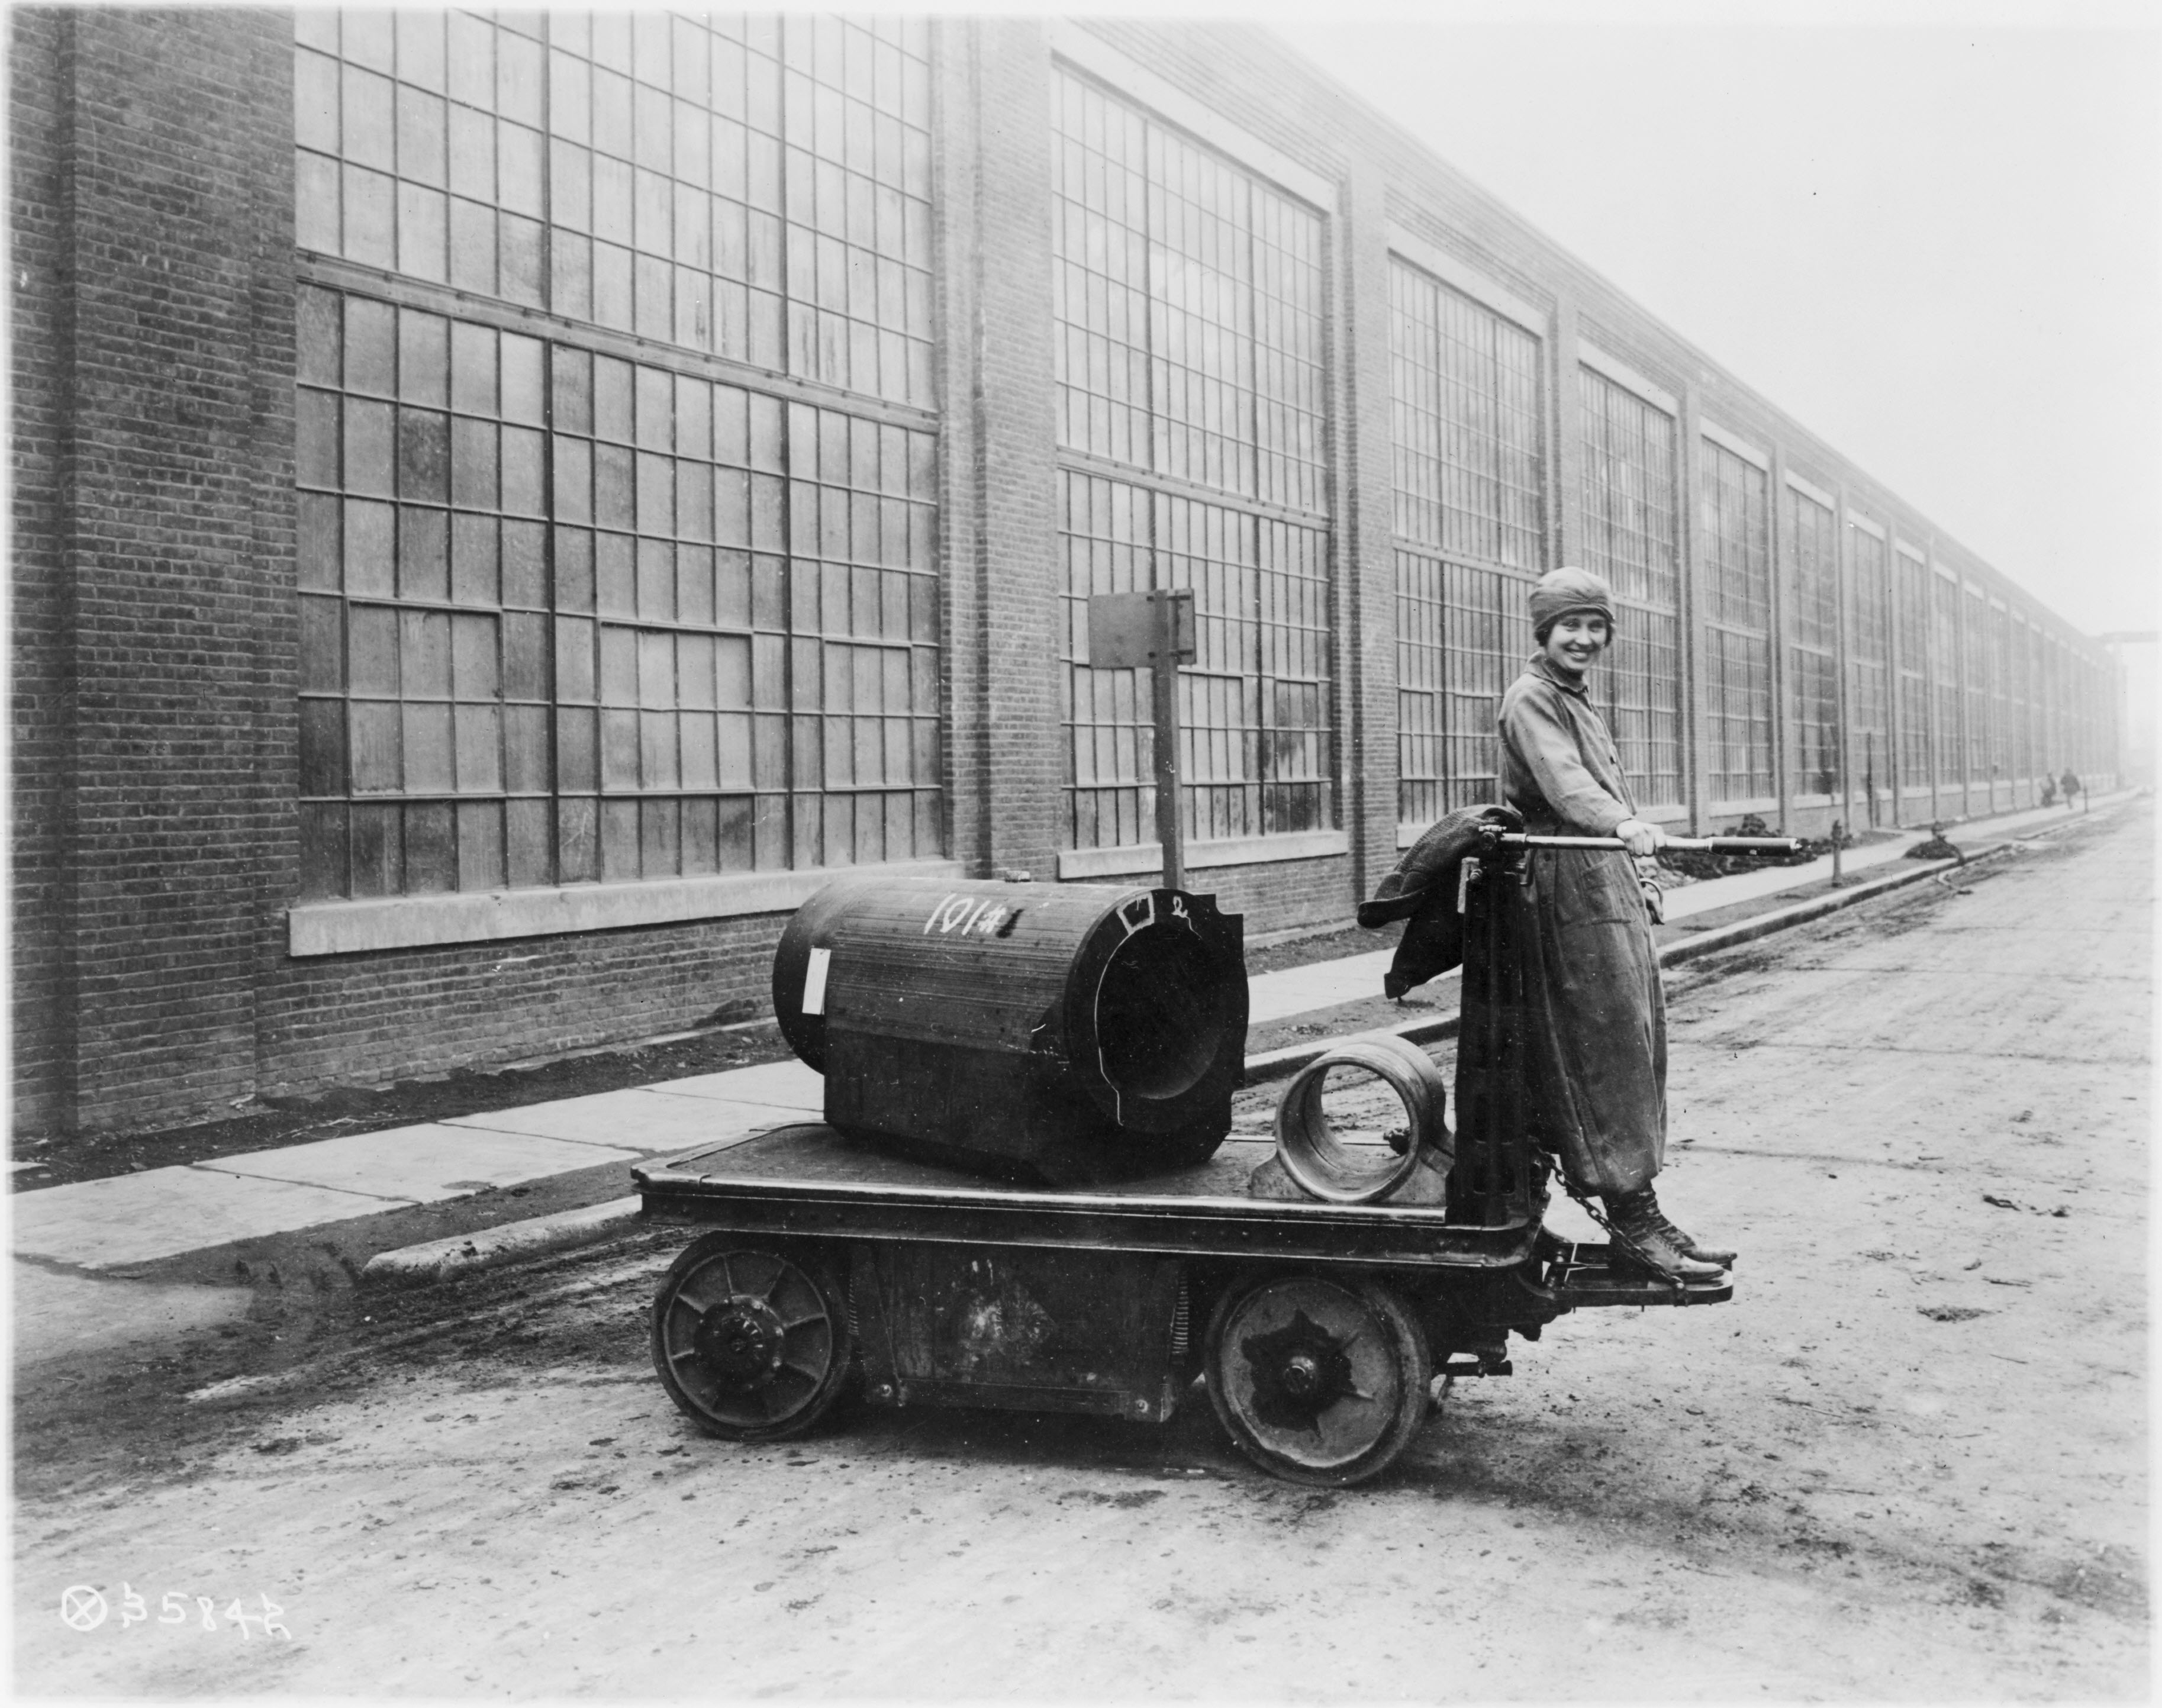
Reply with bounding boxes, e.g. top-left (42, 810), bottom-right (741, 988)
top-left (11, 12), bottom-right (2121, 1138)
